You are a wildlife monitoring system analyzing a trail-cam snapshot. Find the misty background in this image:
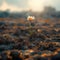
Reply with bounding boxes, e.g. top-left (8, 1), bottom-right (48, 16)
top-left (0, 0), bottom-right (60, 19)
top-left (0, 6), bottom-right (60, 19)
